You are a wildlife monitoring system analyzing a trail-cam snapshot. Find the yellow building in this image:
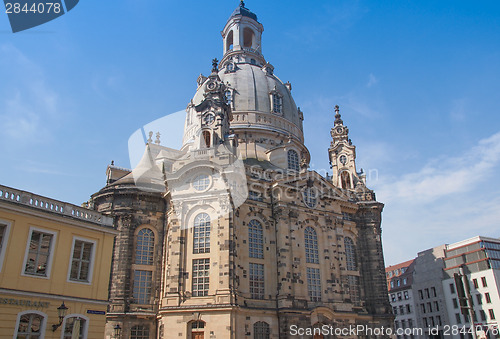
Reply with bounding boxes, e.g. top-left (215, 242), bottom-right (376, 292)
top-left (0, 184), bottom-right (117, 339)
